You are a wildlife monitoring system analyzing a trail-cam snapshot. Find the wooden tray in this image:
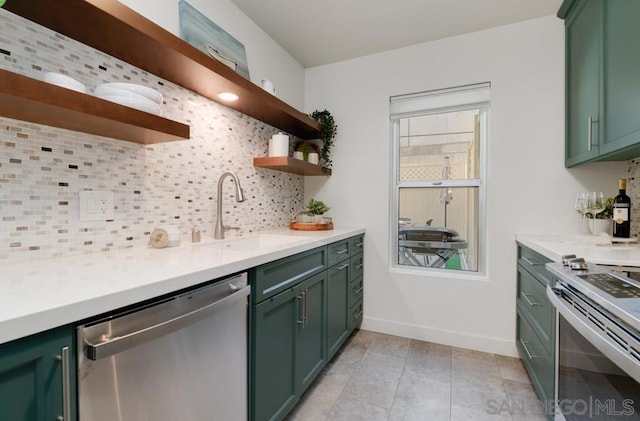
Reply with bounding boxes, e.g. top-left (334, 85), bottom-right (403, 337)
top-left (289, 222), bottom-right (334, 231)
